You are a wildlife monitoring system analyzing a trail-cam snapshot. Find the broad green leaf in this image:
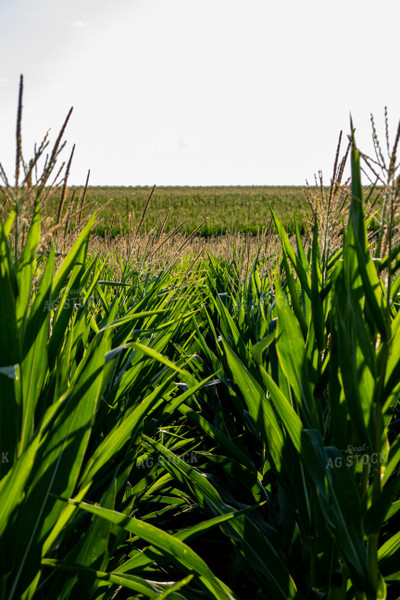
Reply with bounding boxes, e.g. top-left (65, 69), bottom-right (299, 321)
top-left (269, 206), bottom-right (312, 299)
top-left (151, 575), bottom-right (193, 599)
top-left (176, 402), bottom-right (256, 473)
top-left (0, 432), bottom-right (41, 539)
top-left (274, 279), bottom-right (316, 427)
top-left (349, 136), bottom-right (389, 342)
top-left (16, 197), bottom-right (40, 328)
top-left (364, 474), bottom-right (400, 535)
top-left (301, 430), bottom-right (369, 585)
top-left (0, 221), bottom-right (21, 476)
top-left (220, 337), bottom-right (286, 471)
top-left (311, 223), bottom-right (326, 351)
top-left (18, 247), bottom-right (54, 454)
top-left (250, 331), bottom-right (275, 365)
top-left (378, 530), bottom-right (400, 578)
top-left (79, 372), bottom-right (176, 487)
top-left (51, 212), bottom-right (96, 299)
top-left (259, 365), bottom-right (303, 452)
top-left (42, 558), bottom-right (189, 597)
top-left (8, 327), bottom-right (111, 599)
top-left (144, 438), bottom-right (297, 599)
top-left (68, 500), bottom-right (238, 600)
